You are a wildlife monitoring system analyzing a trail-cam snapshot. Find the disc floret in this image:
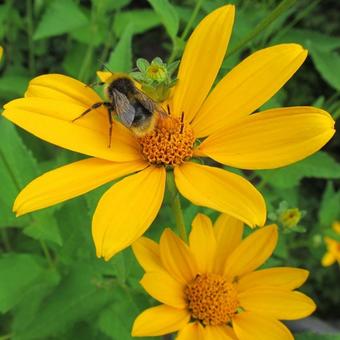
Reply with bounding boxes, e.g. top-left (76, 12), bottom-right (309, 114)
top-left (137, 116), bottom-right (195, 166)
top-left (185, 273), bottom-right (239, 326)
